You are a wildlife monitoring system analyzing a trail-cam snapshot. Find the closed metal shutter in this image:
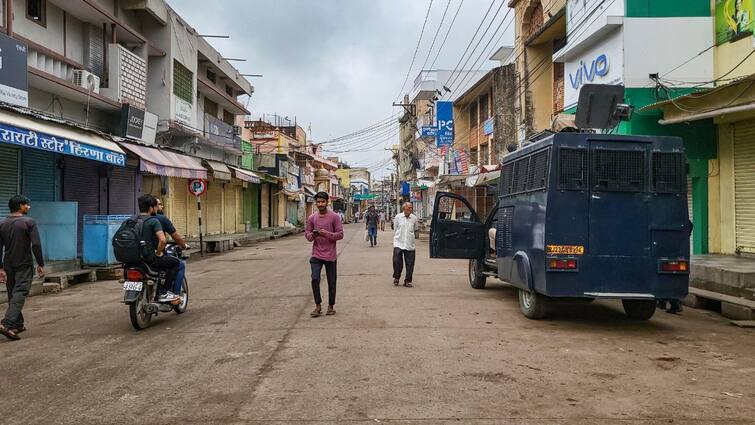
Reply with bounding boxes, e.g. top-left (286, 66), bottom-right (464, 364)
top-left (108, 166), bottom-right (137, 215)
top-left (734, 121), bottom-right (755, 253)
top-left (205, 178), bottom-right (222, 234)
top-left (21, 150), bottom-right (56, 202)
top-left (261, 183), bottom-right (270, 228)
top-left (687, 176), bottom-right (693, 255)
top-left (223, 185), bottom-right (237, 234)
top-left (171, 178), bottom-right (189, 236)
top-left (63, 157), bottom-right (102, 255)
top-left (0, 146), bottom-right (20, 216)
